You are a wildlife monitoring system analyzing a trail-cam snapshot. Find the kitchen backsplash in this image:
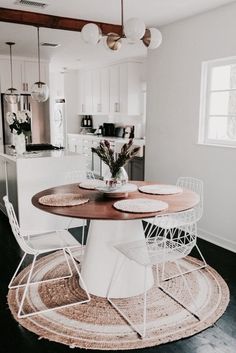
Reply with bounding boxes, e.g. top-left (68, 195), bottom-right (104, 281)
top-left (79, 115), bottom-right (145, 139)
